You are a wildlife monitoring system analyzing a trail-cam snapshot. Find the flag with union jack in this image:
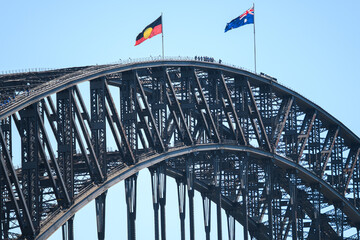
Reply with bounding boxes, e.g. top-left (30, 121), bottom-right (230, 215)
top-left (225, 7), bottom-right (254, 33)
